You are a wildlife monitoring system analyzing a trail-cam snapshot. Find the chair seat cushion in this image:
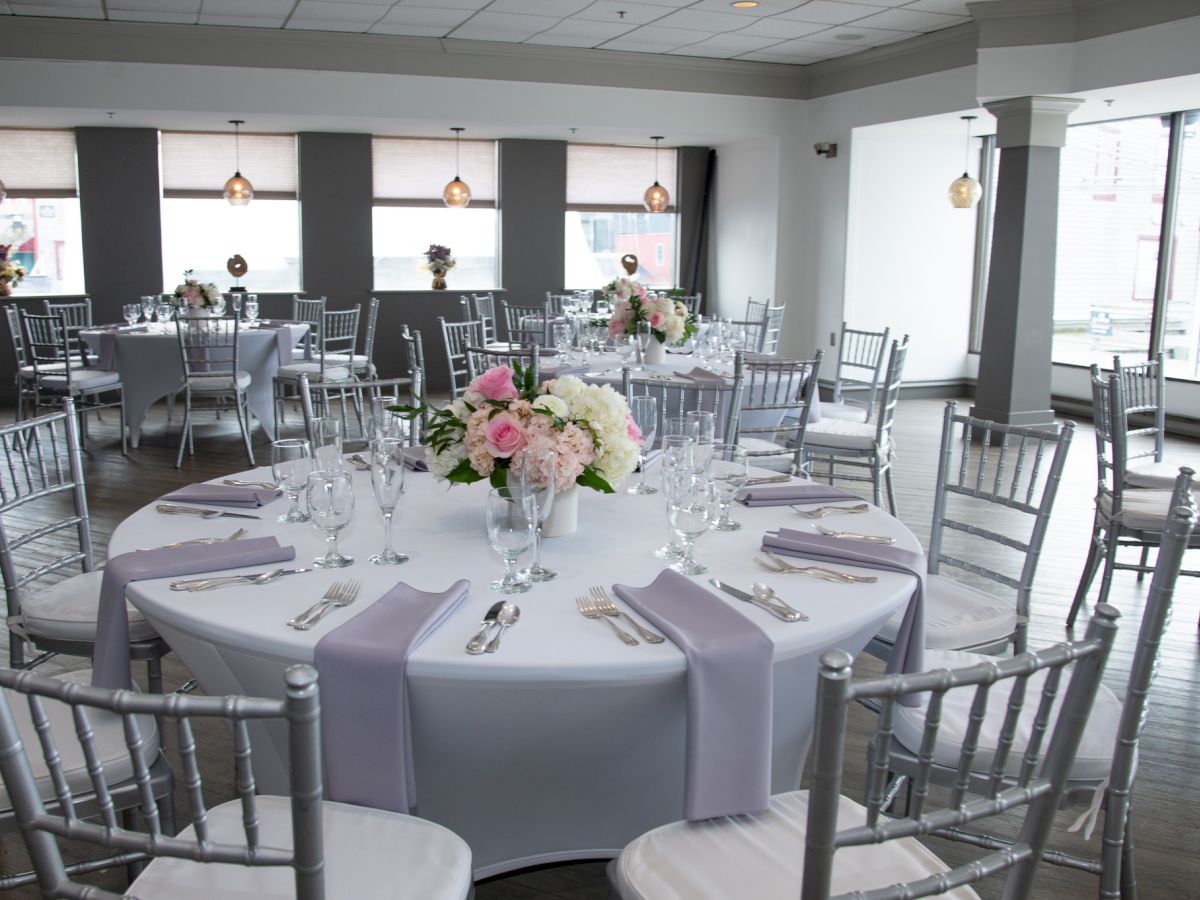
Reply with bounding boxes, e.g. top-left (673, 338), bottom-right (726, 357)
top-left (1099, 489), bottom-right (1200, 532)
top-left (19, 570), bottom-right (159, 643)
top-left (737, 437), bottom-right (794, 472)
top-left (1124, 460), bottom-right (1189, 490)
top-left (275, 362), bottom-right (354, 383)
top-left (18, 362), bottom-right (70, 379)
top-left (876, 573), bottom-right (1018, 652)
top-left (1, 669), bottom-right (159, 810)
top-left (817, 401), bottom-right (870, 423)
top-left (892, 649), bottom-right (1123, 781)
top-left (324, 353), bottom-right (370, 369)
top-left (612, 791), bottom-right (979, 900)
top-left (130, 796), bottom-right (472, 900)
top-left (804, 419), bottom-right (881, 451)
top-left (189, 371), bottom-right (251, 393)
top-left (38, 368), bottom-right (121, 392)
